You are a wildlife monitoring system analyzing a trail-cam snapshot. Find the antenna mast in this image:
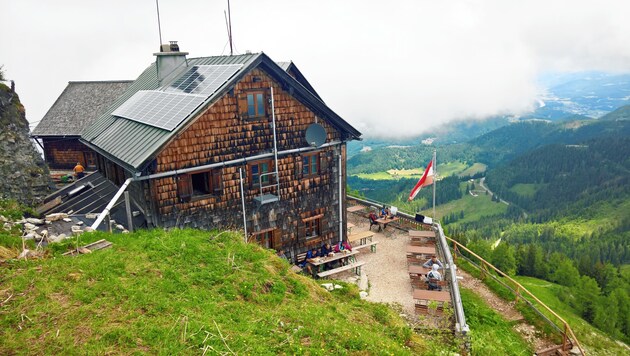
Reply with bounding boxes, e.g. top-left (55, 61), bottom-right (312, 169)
top-left (225, 0), bottom-right (234, 55)
top-left (155, 0), bottom-right (163, 49)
